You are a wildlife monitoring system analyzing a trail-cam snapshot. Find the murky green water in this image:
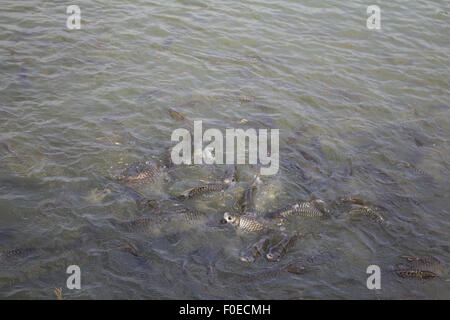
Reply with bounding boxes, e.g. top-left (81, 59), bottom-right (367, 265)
top-left (0, 0), bottom-right (449, 299)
